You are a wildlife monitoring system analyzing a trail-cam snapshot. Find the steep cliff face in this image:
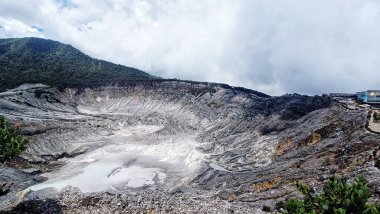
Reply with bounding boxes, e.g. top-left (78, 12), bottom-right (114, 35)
top-left (0, 81), bottom-right (379, 211)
